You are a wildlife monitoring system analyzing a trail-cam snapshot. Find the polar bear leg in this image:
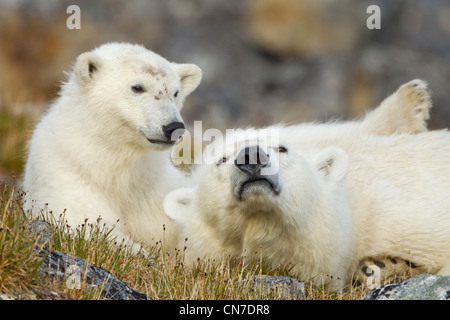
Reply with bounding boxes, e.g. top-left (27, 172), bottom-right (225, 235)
top-left (361, 79), bottom-right (432, 135)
